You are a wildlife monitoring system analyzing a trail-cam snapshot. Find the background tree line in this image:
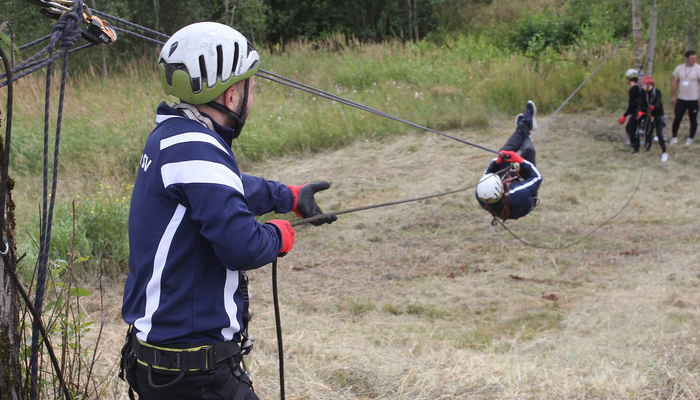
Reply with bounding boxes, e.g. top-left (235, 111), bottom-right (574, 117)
top-left (1, 0), bottom-right (699, 53)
